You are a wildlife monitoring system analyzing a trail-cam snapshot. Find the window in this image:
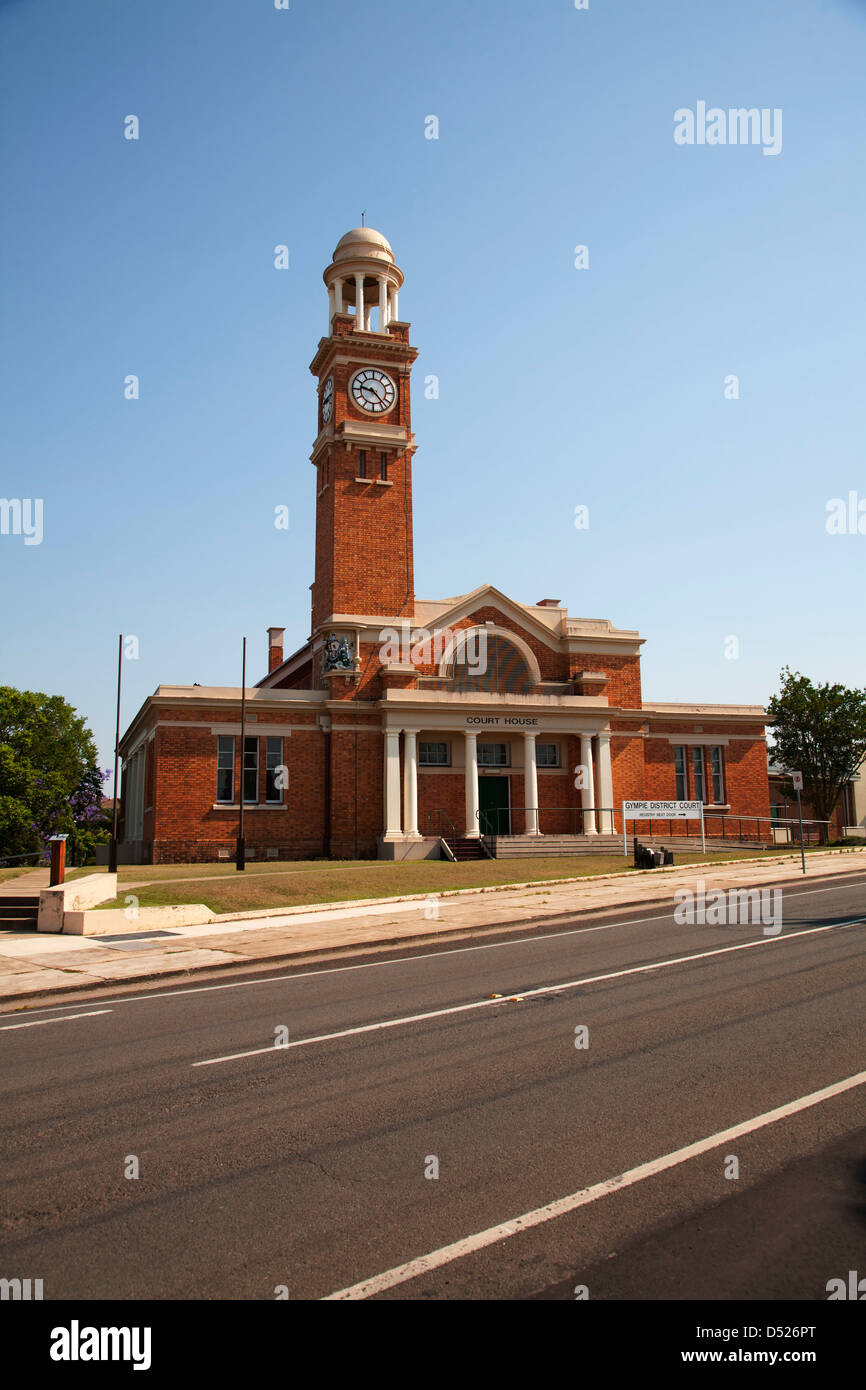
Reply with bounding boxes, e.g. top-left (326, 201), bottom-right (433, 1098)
top-left (419, 741), bottom-right (449, 766)
top-left (674, 746), bottom-right (687, 800)
top-left (692, 746), bottom-right (706, 803)
top-left (380, 452), bottom-right (388, 480)
top-left (217, 736), bottom-right (234, 803)
top-left (478, 742), bottom-right (509, 766)
top-left (710, 746), bottom-right (725, 803)
top-left (265, 737), bottom-right (283, 802)
top-left (358, 449), bottom-right (366, 478)
top-left (243, 736), bottom-right (259, 804)
top-left (536, 743), bottom-right (559, 767)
